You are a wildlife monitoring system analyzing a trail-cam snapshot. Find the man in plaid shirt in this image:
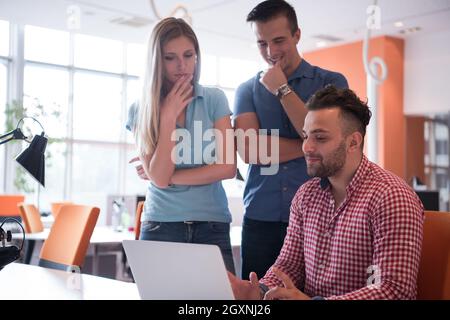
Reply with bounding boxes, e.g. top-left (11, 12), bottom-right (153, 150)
top-left (229, 86), bottom-right (424, 300)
